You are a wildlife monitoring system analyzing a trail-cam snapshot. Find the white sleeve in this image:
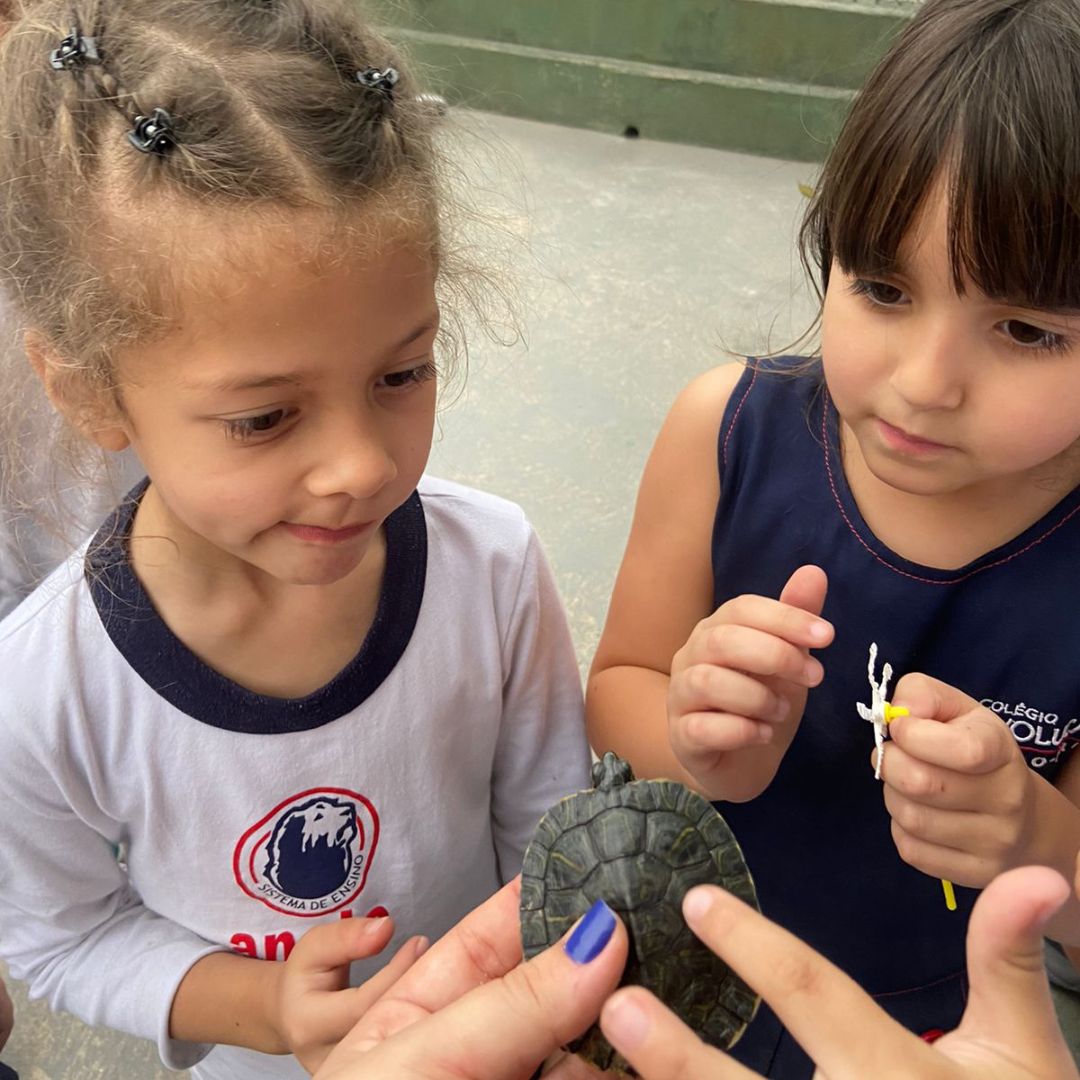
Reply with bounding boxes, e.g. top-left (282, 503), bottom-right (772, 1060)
top-left (0, 722), bottom-right (223, 1070)
top-left (489, 526), bottom-right (591, 881)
